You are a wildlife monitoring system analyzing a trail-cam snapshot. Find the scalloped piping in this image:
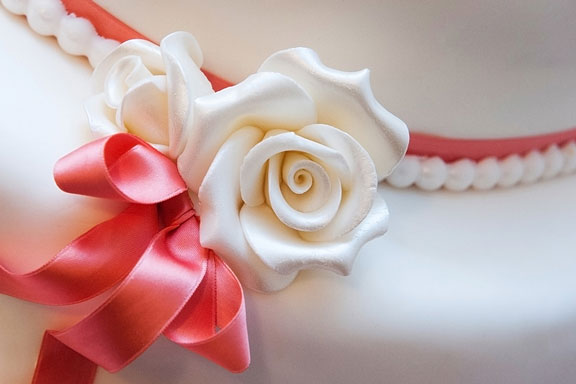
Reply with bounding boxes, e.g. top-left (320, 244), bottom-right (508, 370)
top-left (386, 141), bottom-right (576, 191)
top-left (3, 0), bottom-right (576, 192)
top-left (1, 0), bottom-right (119, 67)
